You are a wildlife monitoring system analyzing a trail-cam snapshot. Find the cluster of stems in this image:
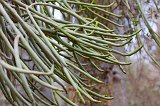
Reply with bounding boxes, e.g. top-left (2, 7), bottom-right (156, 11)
top-left (0, 0), bottom-right (142, 106)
